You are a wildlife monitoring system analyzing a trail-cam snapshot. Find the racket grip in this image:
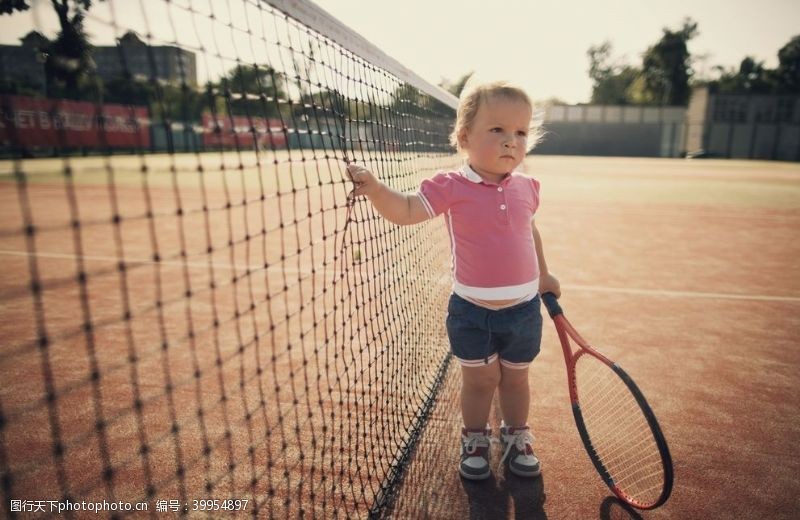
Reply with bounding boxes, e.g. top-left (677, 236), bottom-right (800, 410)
top-left (541, 292), bottom-right (563, 318)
